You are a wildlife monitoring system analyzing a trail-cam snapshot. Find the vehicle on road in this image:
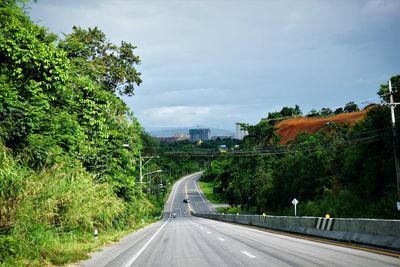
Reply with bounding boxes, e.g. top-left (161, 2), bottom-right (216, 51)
top-left (183, 198), bottom-right (190, 203)
top-left (172, 212), bottom-right (176, 218)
